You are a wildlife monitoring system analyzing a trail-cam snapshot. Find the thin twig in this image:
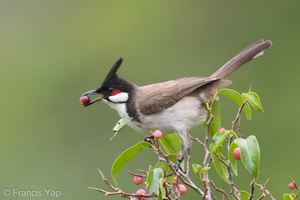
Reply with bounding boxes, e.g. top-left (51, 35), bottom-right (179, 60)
top-left (249, 175), bottom-right (255, 200)
top-left (210, 180), bottom-right (231, 200)
top-left (91, 169), bottom-right (157, 199)
top-left (255, 183), bottom-right (276, 200)
top-left (89, 187), bottom-right (156, 199)
top-left (191, 136), bottom-right (205, 147)
top-left (125, 169), bottom-right (147, 178)
top-left (163, 180), bottom-right (174, 200)
top-left (153, 138), bottom-right (205, 197)
top-left (155, 139), bottom-right (180, 176)
top-left (231, 100), bottom-right (247, 132)
top-left (214, 152), bottom-right (240, 200)
top-left (201, 99), bottom-right (219, 200)
top-left (205, 100), bottom-right (216, 145)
